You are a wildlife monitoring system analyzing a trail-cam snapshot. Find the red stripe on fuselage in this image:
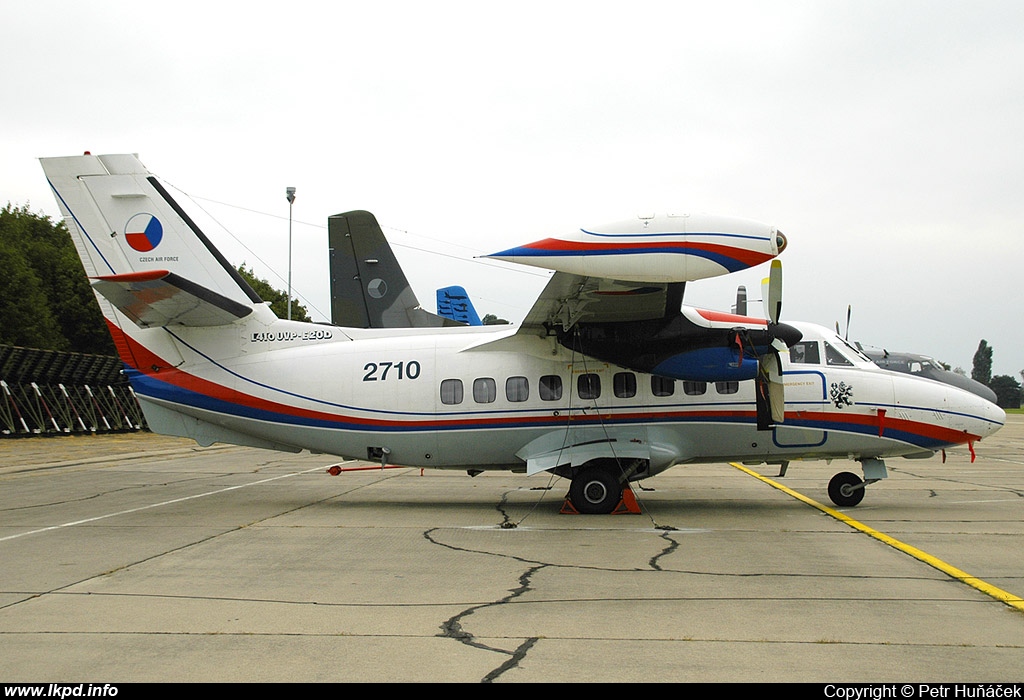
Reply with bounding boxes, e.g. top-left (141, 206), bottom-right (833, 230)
top-left (106, 322), bottom-right (981, 445)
